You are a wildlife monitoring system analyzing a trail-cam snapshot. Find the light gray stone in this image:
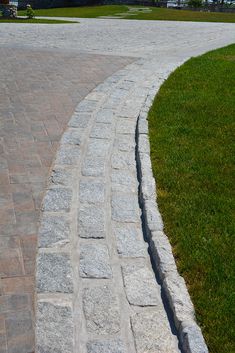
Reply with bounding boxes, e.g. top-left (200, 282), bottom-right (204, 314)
top-left (51, 168), bottom-right (72, 186)
top-left (68, 112), bottom-right (91, 128)
top-left (144, 200), bottom-right (163, 233)
top-left (131, 310), bottom-right (179, 353)
top-left (79, 181), bottom-right (105, 204)
top-left (122, 262), bottom-right (160, 306)
top-left (116, 118), bottom-right (136, 135)
top-left (115, 134), bottom-right (136, 152)
top-left (141, 177), bottom-right (156, 201)
top-left (80, 243), bottom-right (112, 278)
top-left (37, 253), bottom-right (73, 293)
top-left (36, 301), bottom-right (73, 353)
top-left (56, 145), bottom-right (80, 166)
top-left (112, 151), bottom-right (135, 170)
top-left (87, 139), bottom-right (110, 157)
top-left (39, 215), bottom-right (70, 248)
top-left (90, 123), bottom-right (113, 139)
top-left (163, 273), bottom-right (195, 329)
top-left (114, 225), bottom-right (146, 258)
top-left (112, 193), bottom-right (140, 222)
top-left (87, 339), bottom-right (127, 353)
top-left (181, 322), bottom-right (208, 353)
top-left (111, 169), bottom-right (137, 193)
top-left (83, 285), bottom-right (120, 335)
top-left (76, 99), bottom-right (98, 113)
top-left (82, 156), bottom-right (105, 177)
top-left (138, 118), bottom-right (148, 135)
top-left (96, 109), bottom-right (114, 124)
top-left (61, 128), bottom-right (83, 145)
top-left (78, 204), bottom-right (105, 239)
top-left (138, 134), bottom-right (150, 154)
top-left (42, 188), bottom-right (72, 212)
